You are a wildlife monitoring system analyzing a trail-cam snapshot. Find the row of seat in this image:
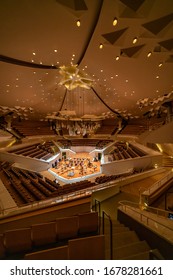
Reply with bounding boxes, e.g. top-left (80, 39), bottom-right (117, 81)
top-left (1, 162), bottom-right (97, 206)
top-left (0, 165), bottom-right (59, 206)
top-left (95, 125), bottom-right (116, 135)
top-left (8, 141), bottom-right (57, 161)
top-left (108, 142), bottom-right (147, 162)
top-left (24, 235), bottom-right (105, 260)
top-left (49, 180), bottom-right (96, 198)
top-left (0, 212), bottom-right (99, 259)
top-left (12, 120), bottom-right (55, 137)
top-left (95, 172), bottom-right (131, 184)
